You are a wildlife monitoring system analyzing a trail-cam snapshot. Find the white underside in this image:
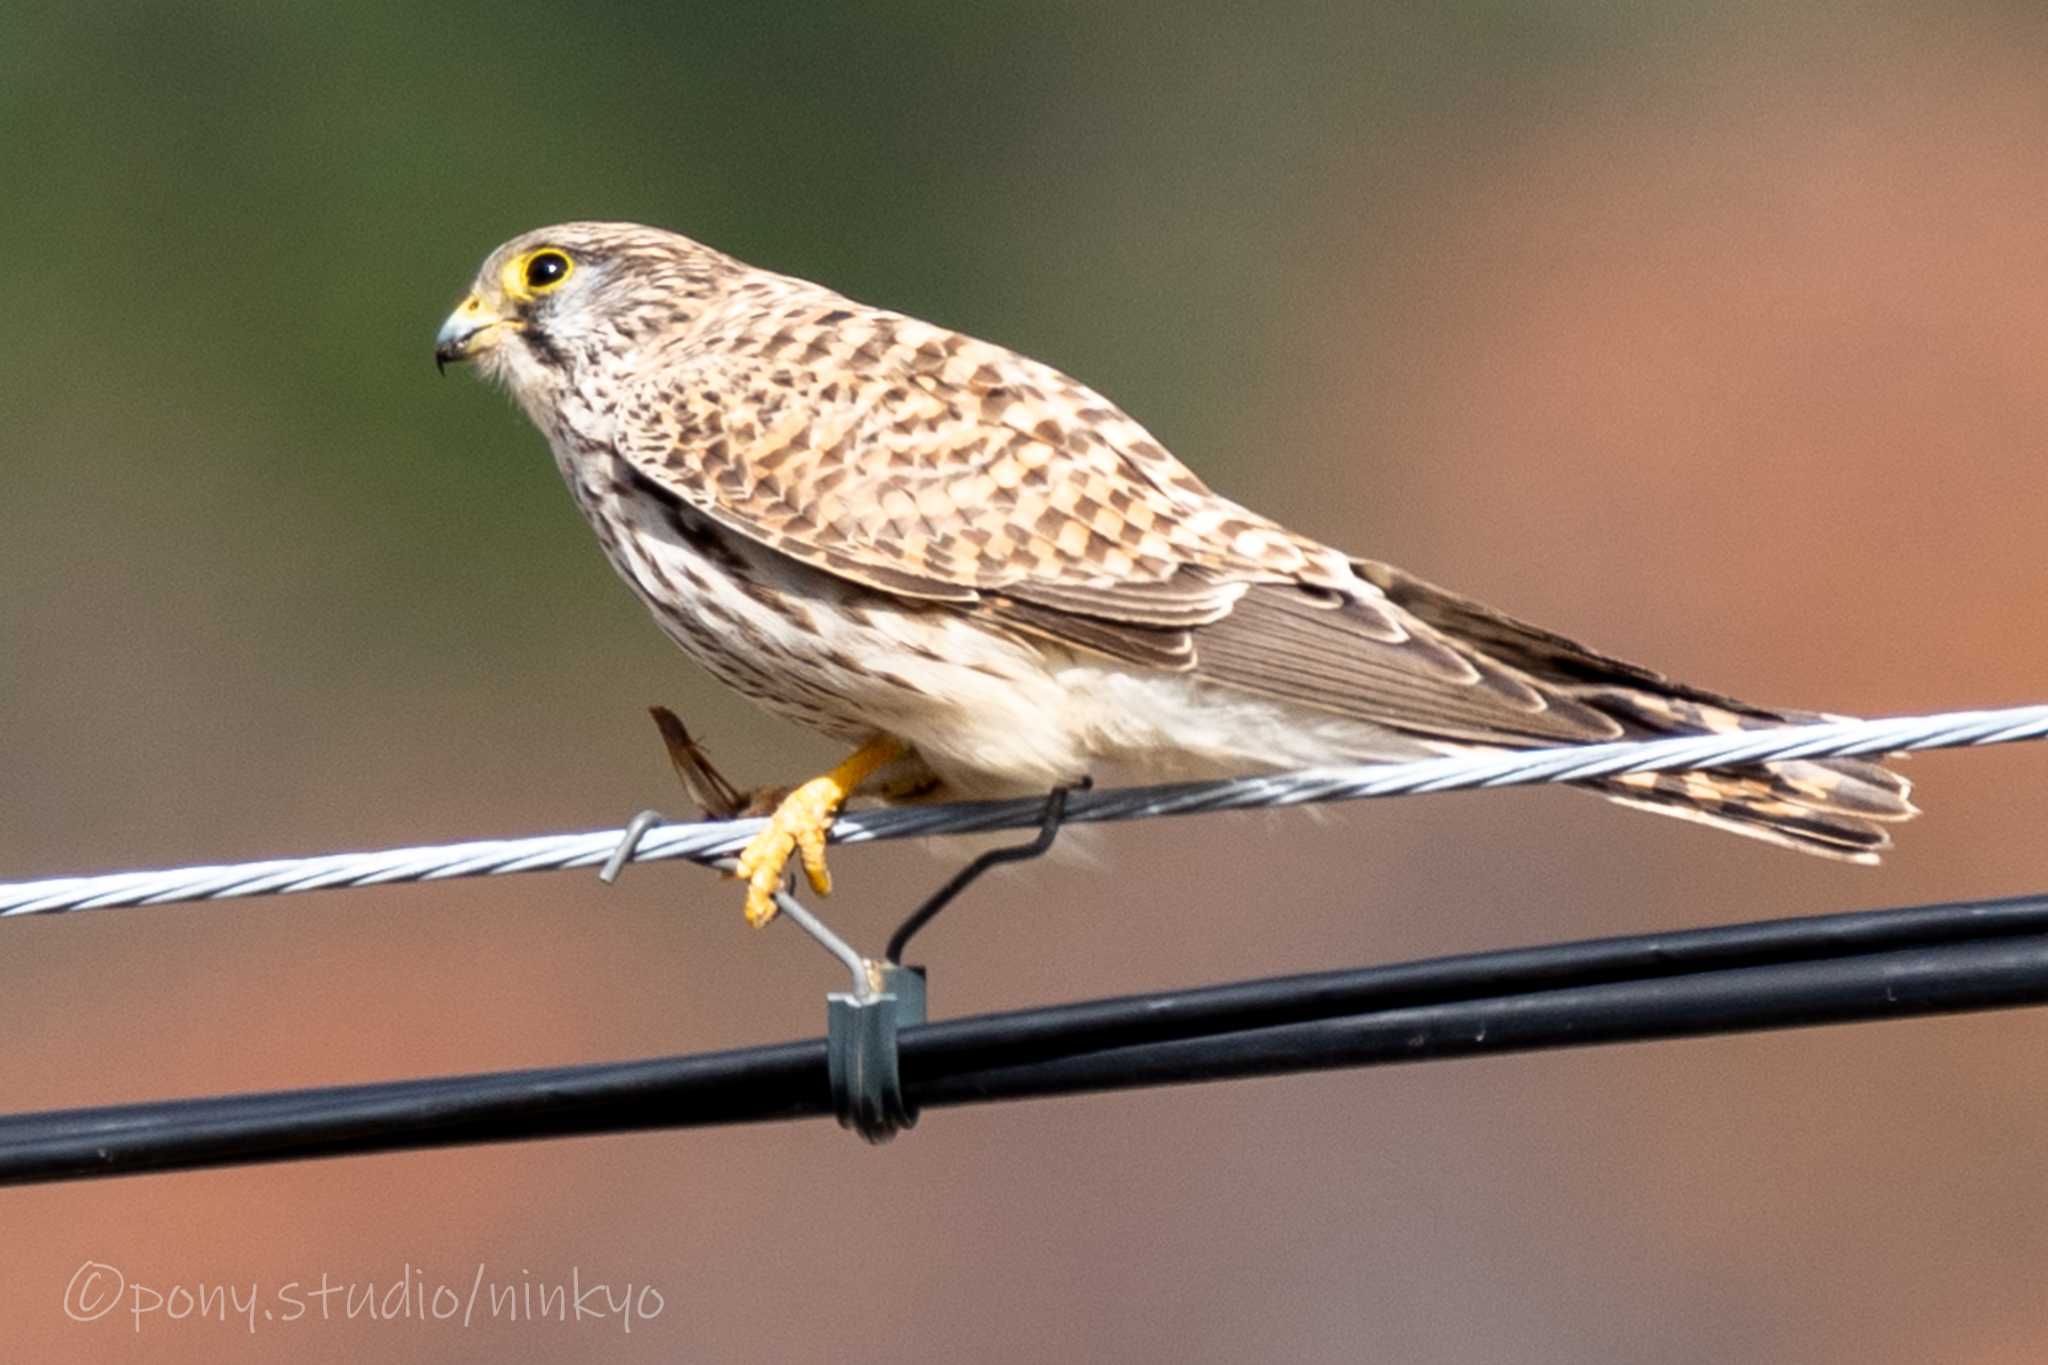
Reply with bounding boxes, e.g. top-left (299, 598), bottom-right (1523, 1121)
top-left (896, 660), bottom-right (1448, 797)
